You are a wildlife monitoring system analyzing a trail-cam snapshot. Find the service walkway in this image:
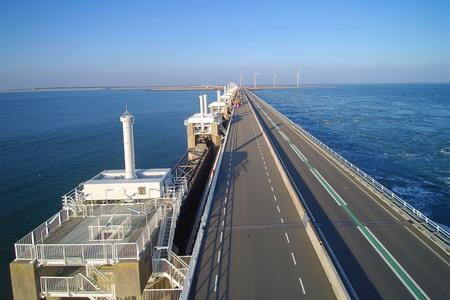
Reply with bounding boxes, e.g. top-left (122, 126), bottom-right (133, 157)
top-left (190, 94), bottom-right (335, 299)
